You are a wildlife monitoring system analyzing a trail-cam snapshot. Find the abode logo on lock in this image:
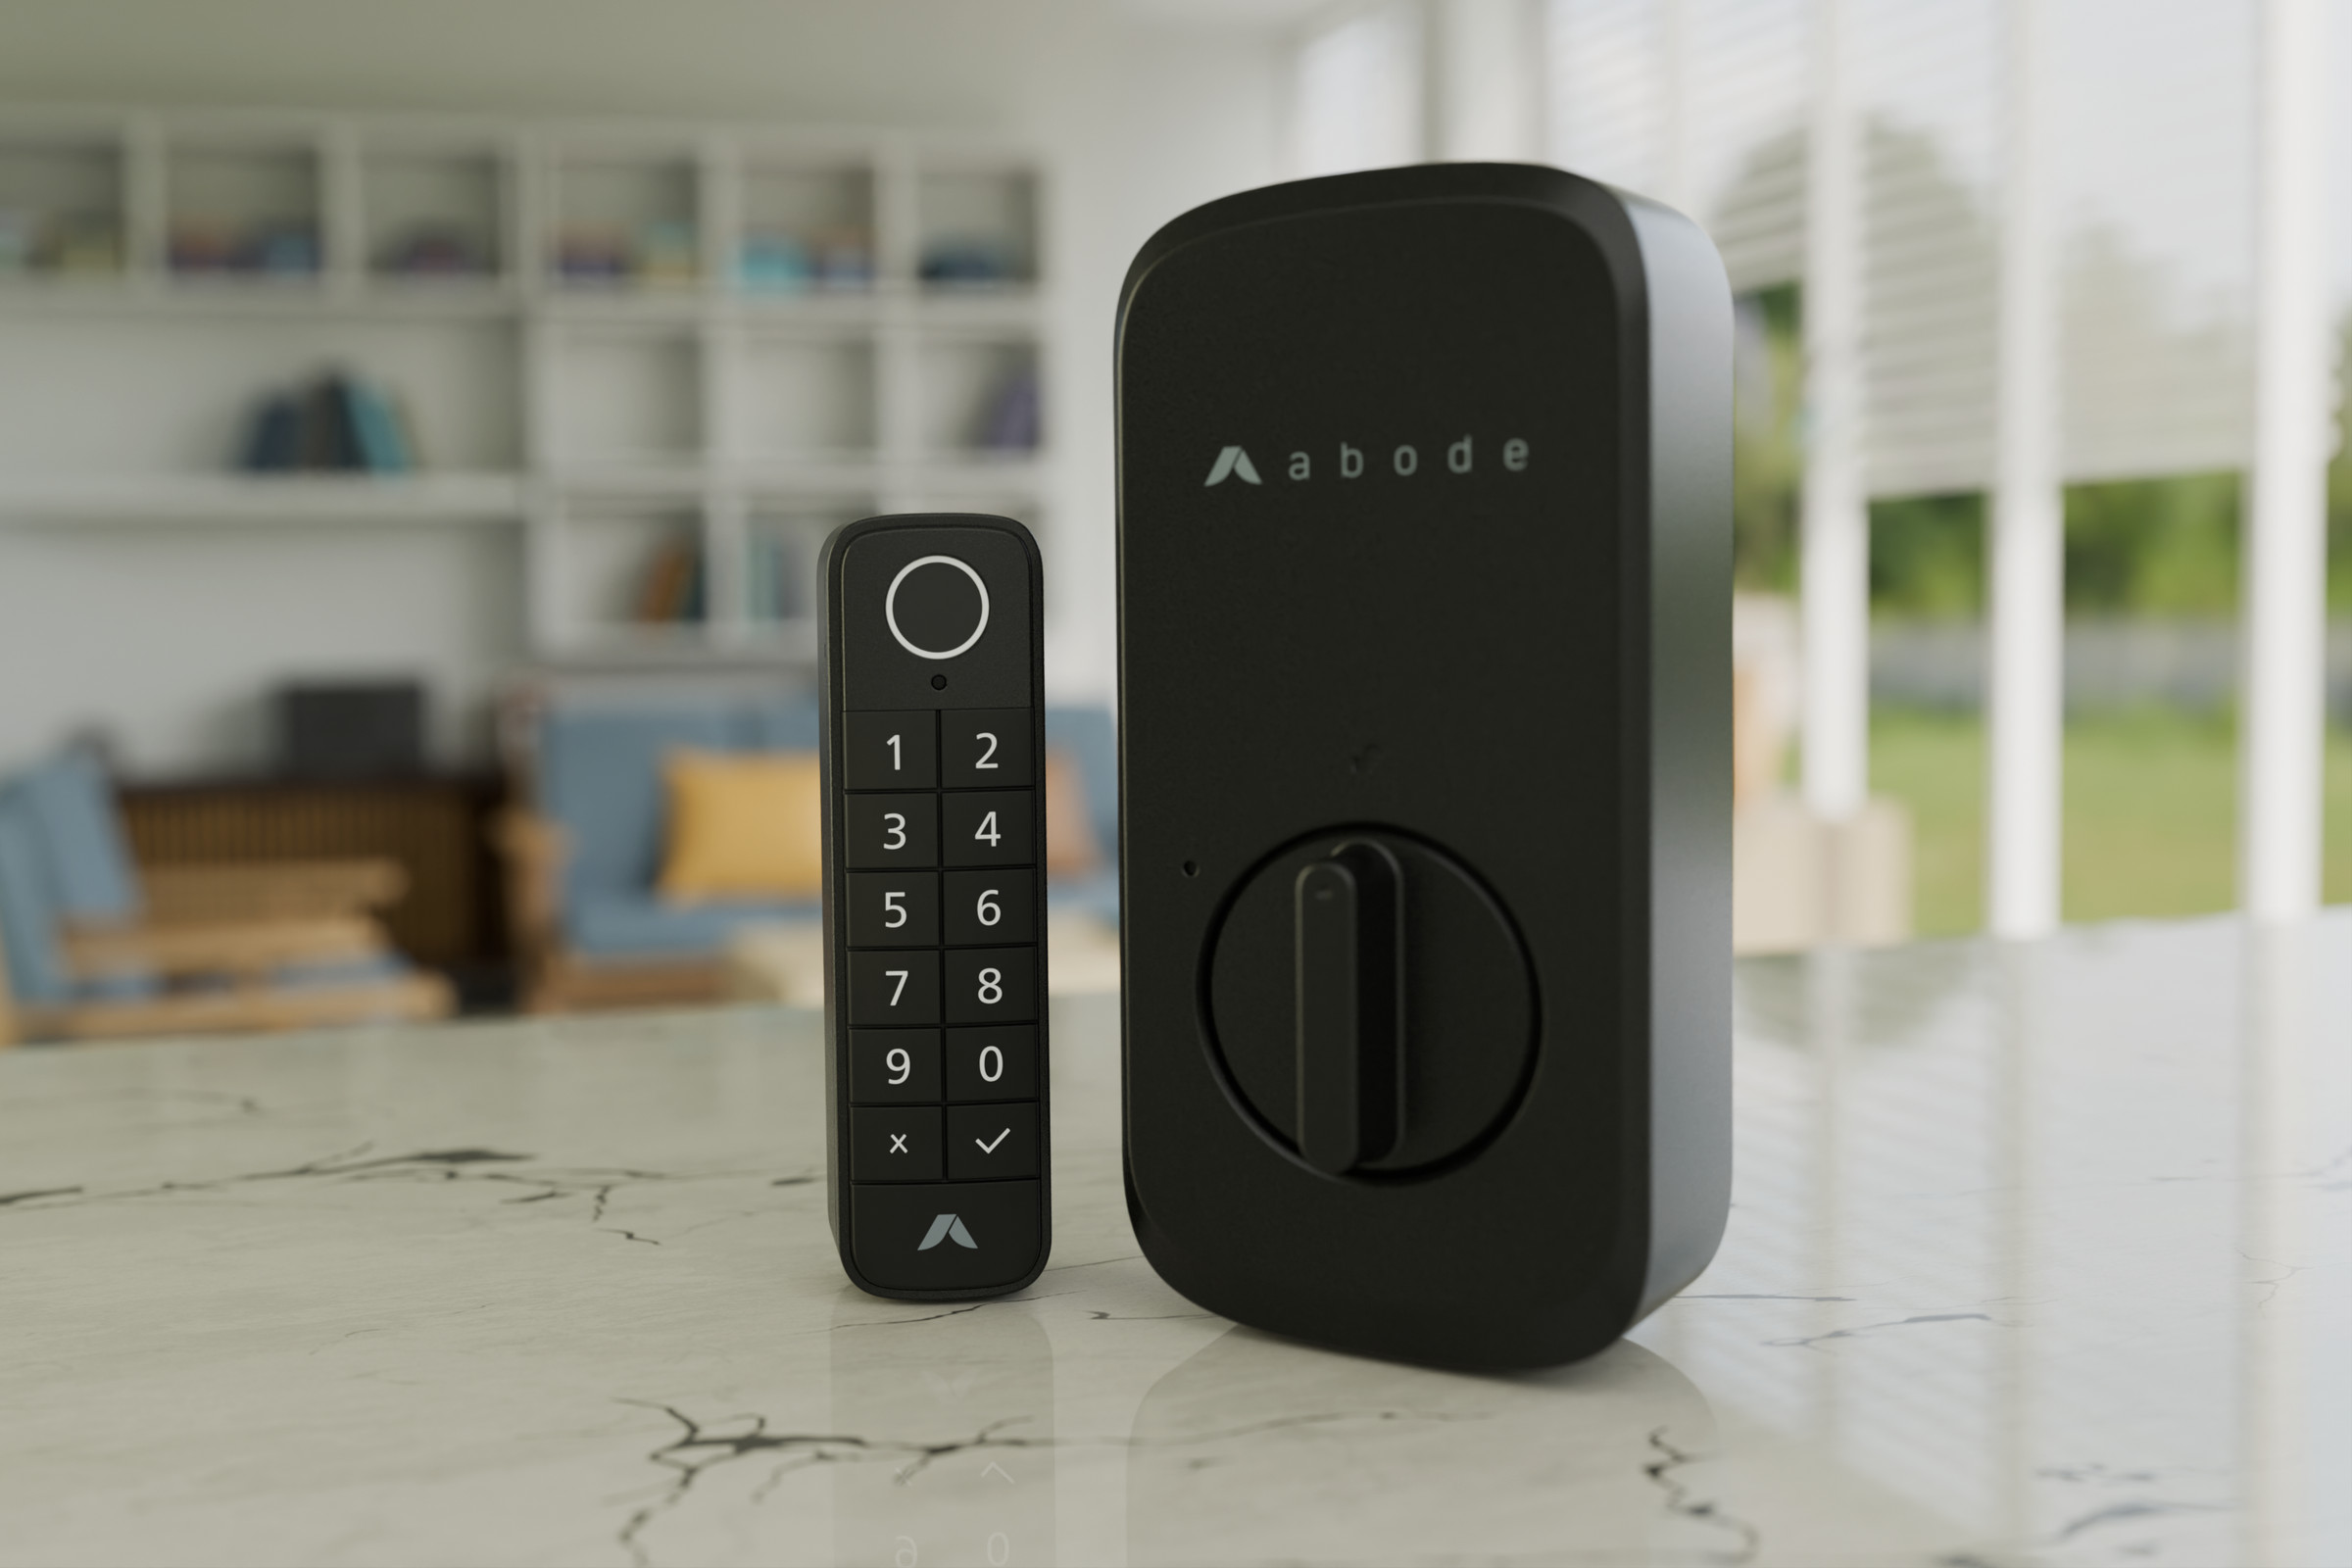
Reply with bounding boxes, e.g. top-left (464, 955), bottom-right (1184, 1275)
top-left (1203, 436), bottom-right (1531, 487)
